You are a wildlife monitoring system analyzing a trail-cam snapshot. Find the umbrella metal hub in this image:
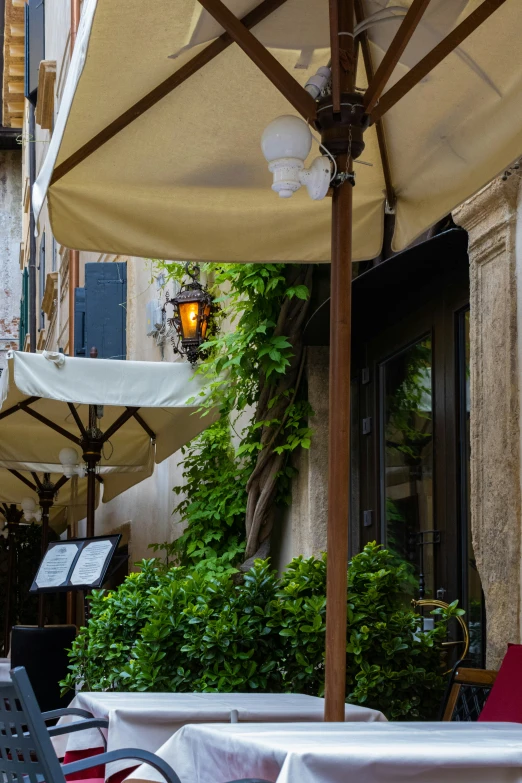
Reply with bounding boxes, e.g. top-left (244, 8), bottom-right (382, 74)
top-left (316, 92), bottom-right (368, 160)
